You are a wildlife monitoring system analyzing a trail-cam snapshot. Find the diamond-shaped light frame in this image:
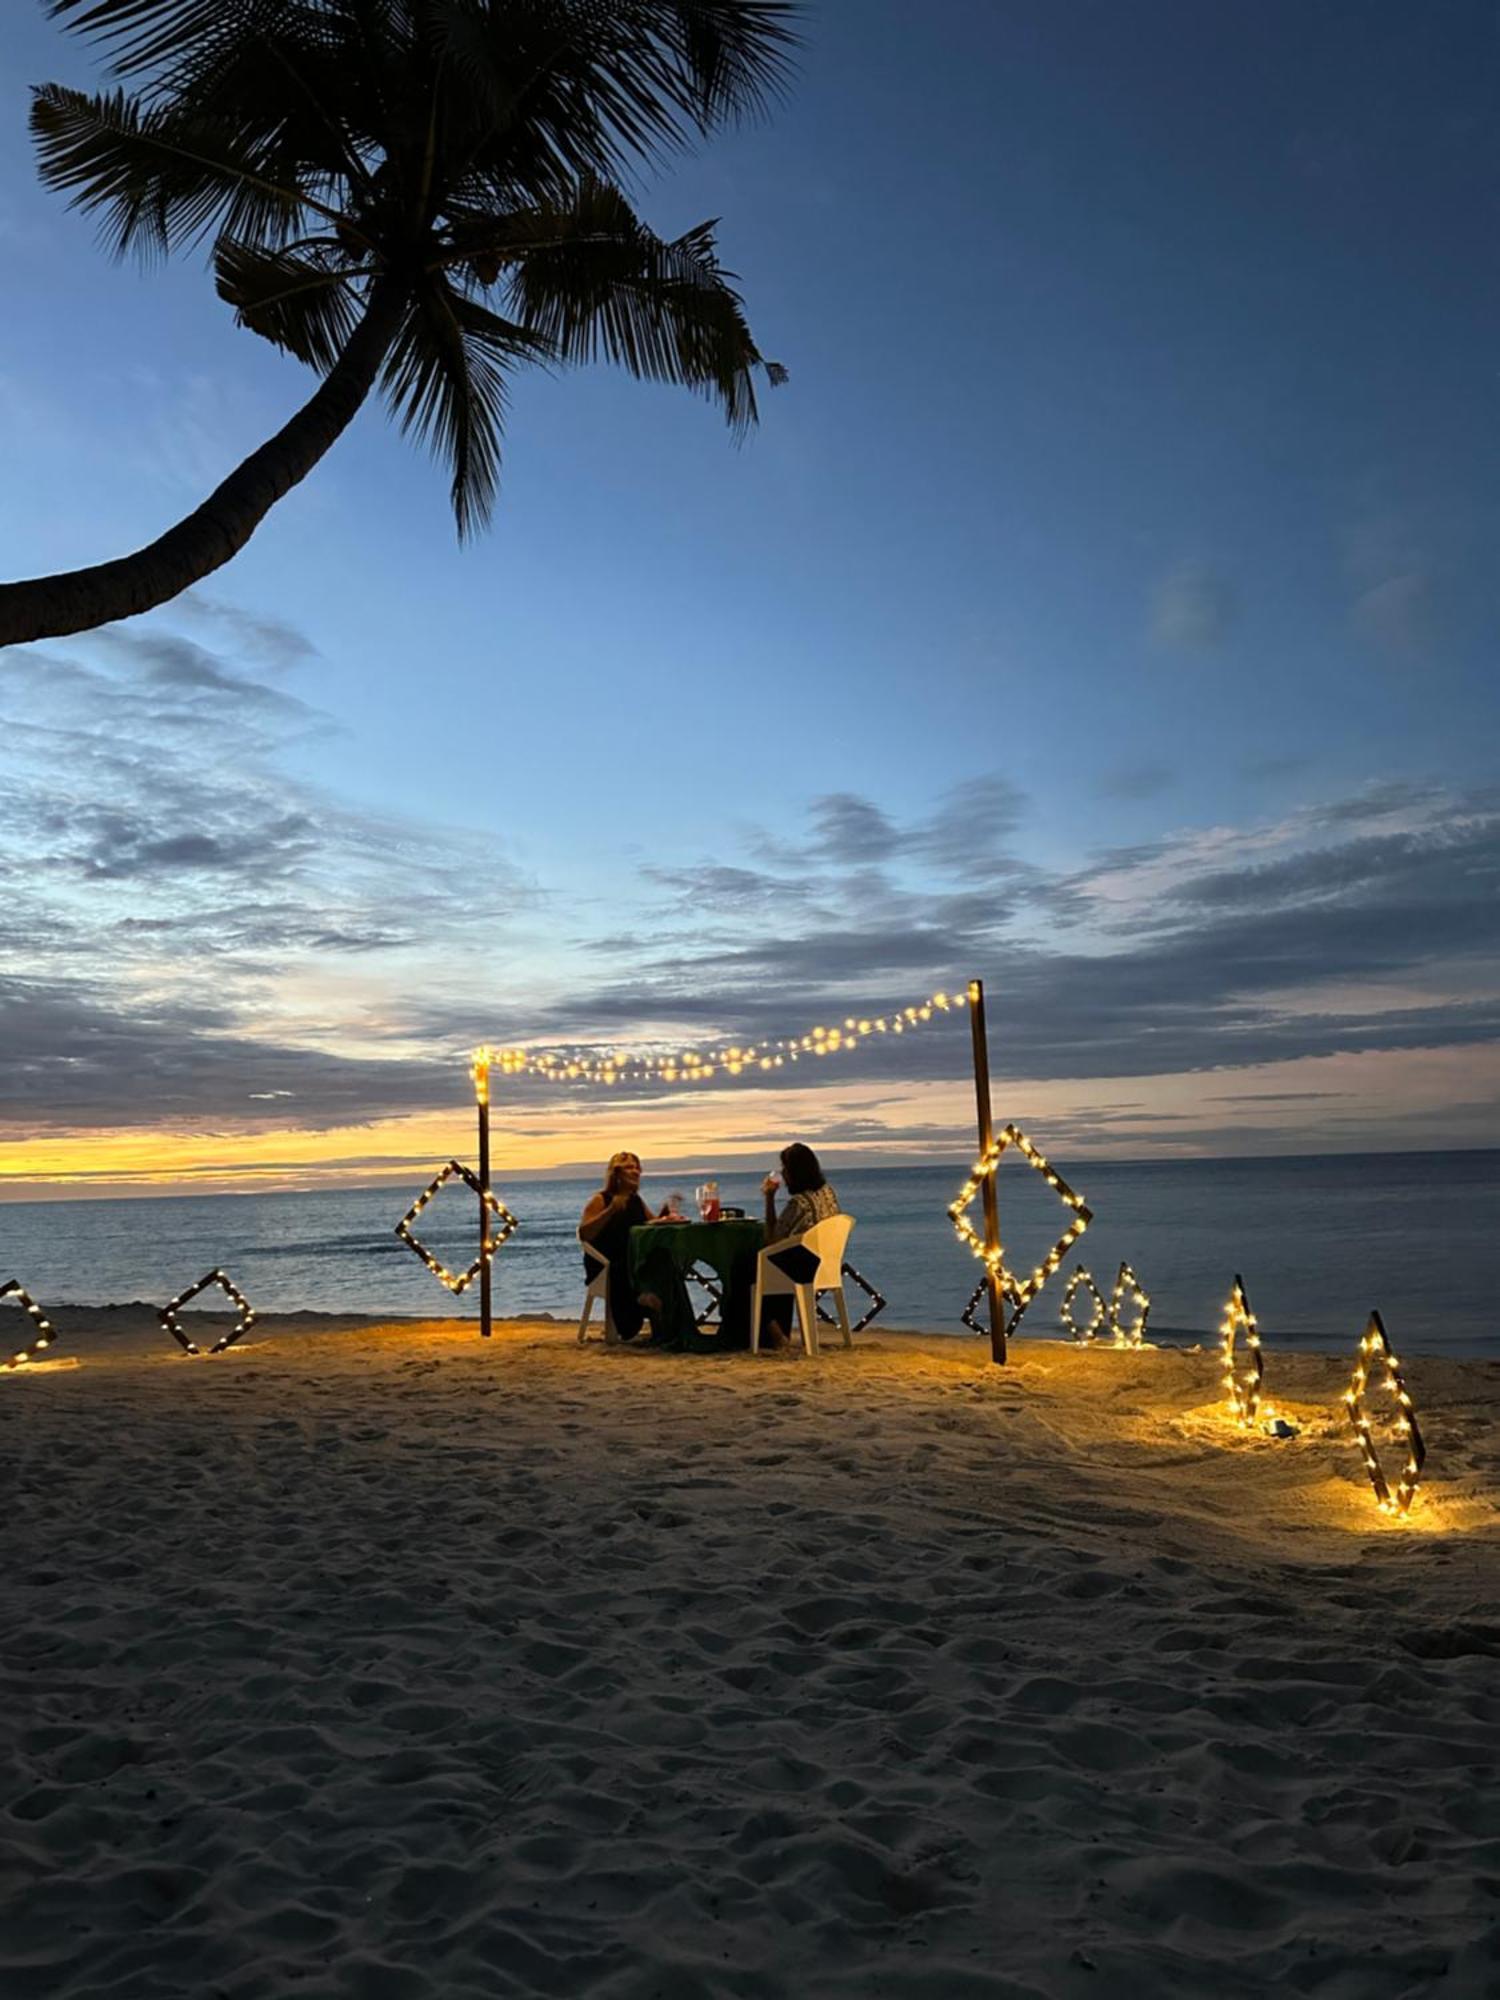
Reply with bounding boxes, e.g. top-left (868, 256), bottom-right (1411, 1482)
top-left (686, 1262), bottom-right (724, 1326)
top-left (2, 1280), bottom-right (59, 1369)
top-left (1060, 1267), bottom-right (1107, 1342)
top-left (949, 1124), bottom-right (1092, 1320)
top-left (1220, 1273), bottom-right (1264, 1428)
top-left (395, 1160), bottom-right (518, 1295)
top-left (1343, 1311), bottom-right (1425, 1518)
top-left (816, 1262), bottom-right (888, 1336)
top-left (159, 1268), bottom-right (257, 1355)
top-left (1109, 1261), bottom-right (1151, 1349)
top-left (962, 1271), bottom-right (1025, 1337)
